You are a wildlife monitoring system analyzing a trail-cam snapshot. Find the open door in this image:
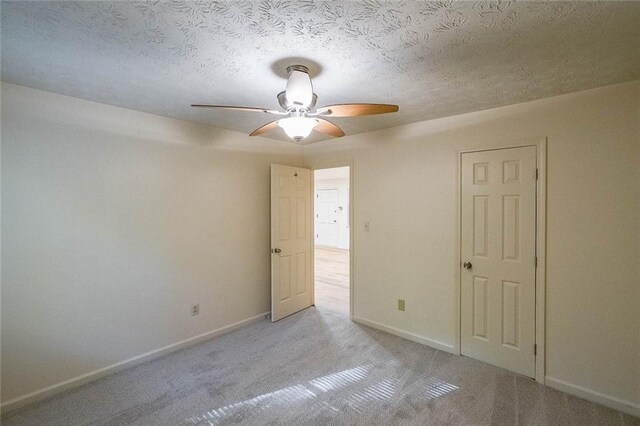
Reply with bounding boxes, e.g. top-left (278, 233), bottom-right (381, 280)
top-left (271, 164), bottom-right (313, 322)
